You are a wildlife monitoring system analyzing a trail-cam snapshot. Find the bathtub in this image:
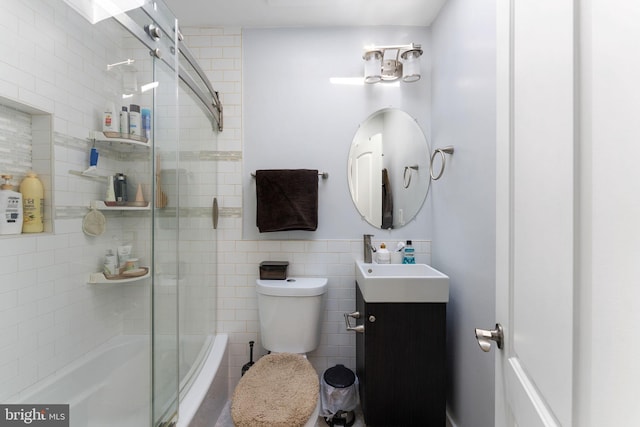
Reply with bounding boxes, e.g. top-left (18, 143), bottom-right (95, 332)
top-left (12, 334), bottom-right (228, 427)
top-left (177, 333), bottom-right (228, 427)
